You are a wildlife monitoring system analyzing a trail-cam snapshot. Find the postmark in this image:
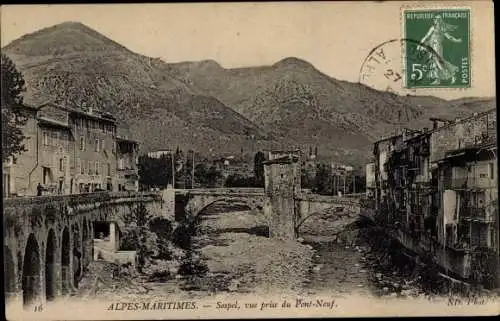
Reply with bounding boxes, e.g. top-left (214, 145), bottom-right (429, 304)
top-left (359, 38), bottom-right (435, 96)
top-left (403, 8), bottom-right (471, 89)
